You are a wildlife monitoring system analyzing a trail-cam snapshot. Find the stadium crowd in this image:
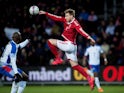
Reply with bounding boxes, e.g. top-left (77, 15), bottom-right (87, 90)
top-left (0, 0), bottom-right (124, 66)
